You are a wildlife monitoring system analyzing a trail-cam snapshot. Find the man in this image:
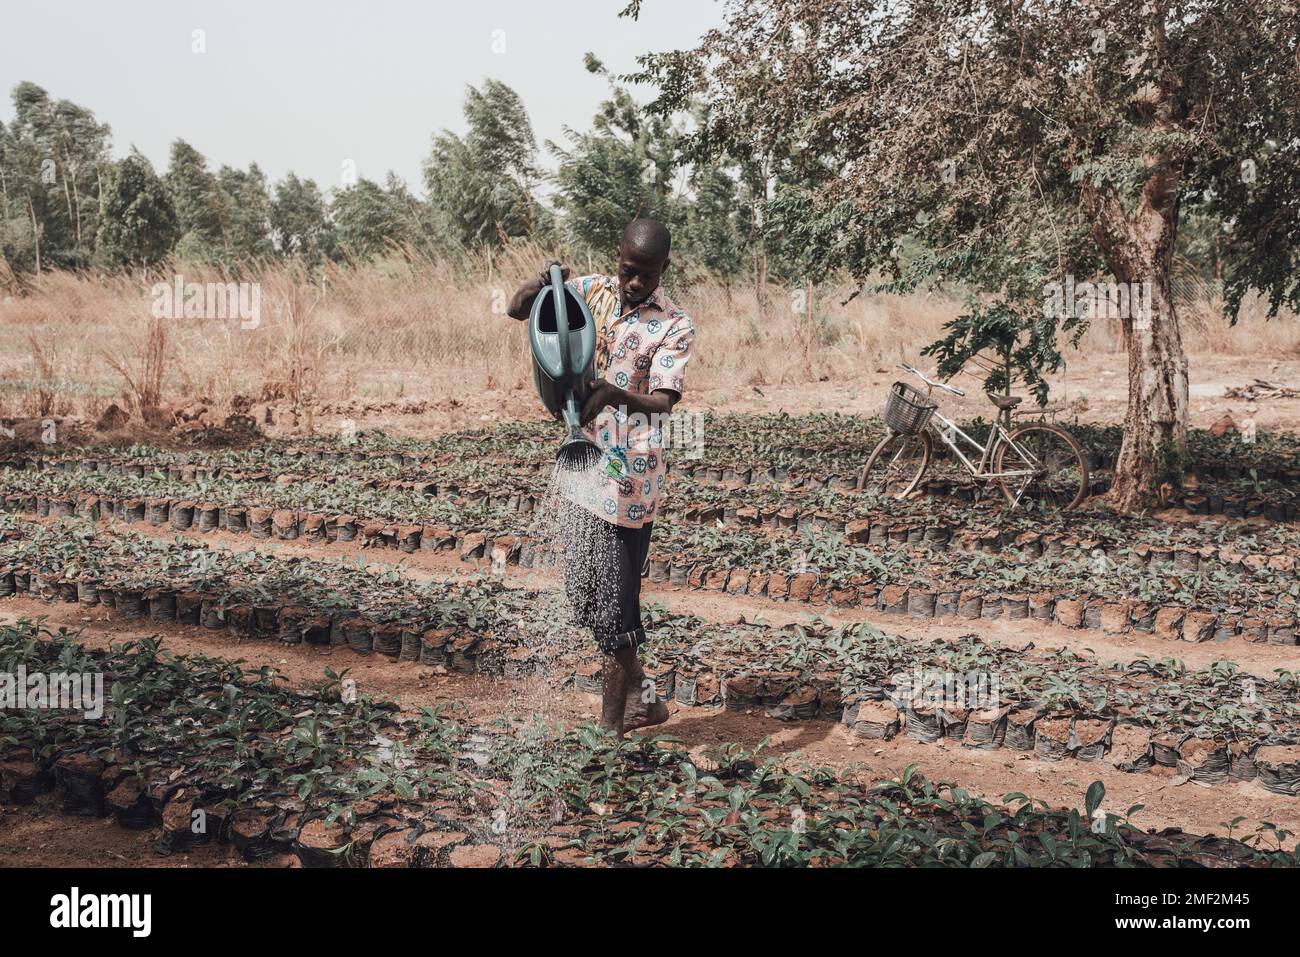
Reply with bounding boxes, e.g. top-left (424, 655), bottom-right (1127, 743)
top-left (508, 218), bottom-right (695, 737)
